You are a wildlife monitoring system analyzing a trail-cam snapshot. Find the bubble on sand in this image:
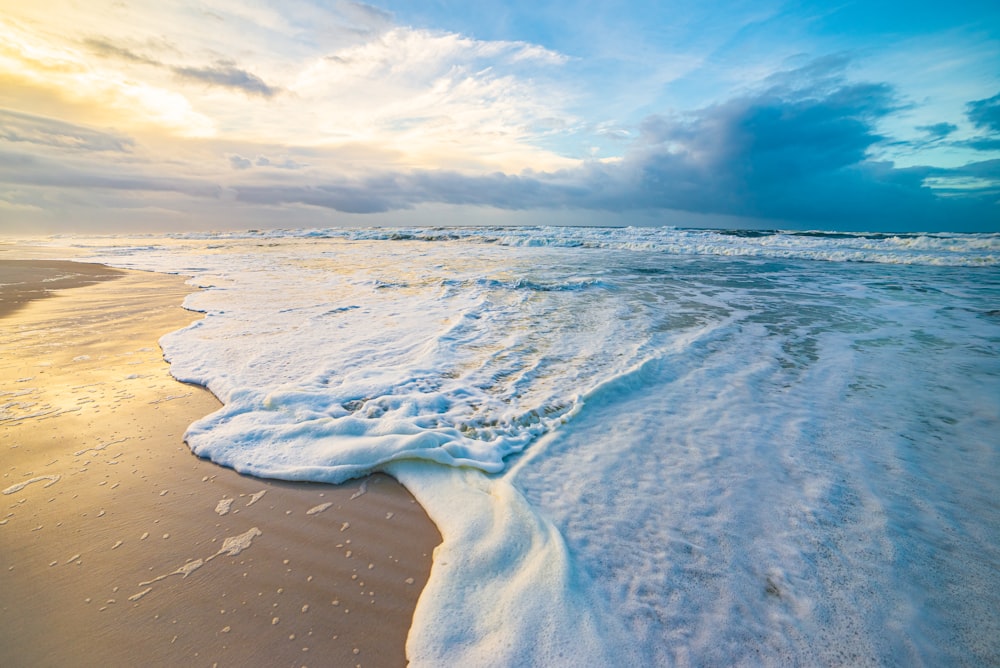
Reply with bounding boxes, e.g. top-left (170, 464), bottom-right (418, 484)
top-left (215, 498), bottom-right (234, 515)
top-left (246, 490), bottom-right (267, 506)
top-left (349, 480), bottom-right (368, 500)
top-left (206, 527), bottom-right (262, 561)
top-left (176, 559), bottom-right (204, 577)
top-left (128, 588), bottom-right (152, 602)
top-left (73, 438), bottom-right (126, 457)
top-left (306, 502), bottom-right (332, 516)
top-left (2, 475), bottom-right (61, 495)
top-left (139, 559), bottom-right (205, 587)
